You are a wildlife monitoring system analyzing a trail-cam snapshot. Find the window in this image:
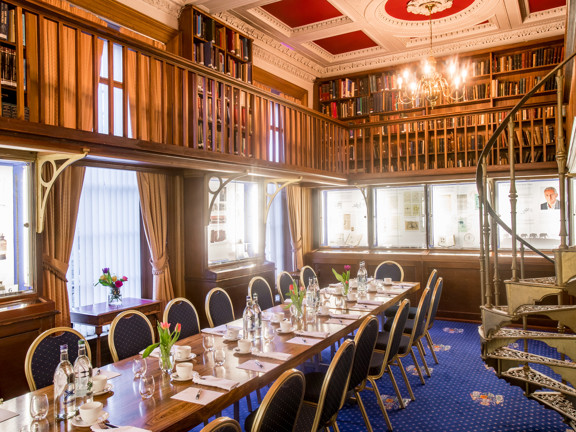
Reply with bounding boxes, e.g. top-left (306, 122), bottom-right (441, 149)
top-left (321, 189), bottom-right (368, 247)
top-left (497, 178), bottom-right (561, 249)
top-left (0, 160), bottom-right (32, 296)
top-left (208, 179), bottom-right (260, 265)
top-left (98, 40), bottom-right (125, 137)
top-left (373, 185), bottom-right (426, 248)
top-left (429, 183), bottom-right (481, 249)
top-left (67, 168), bottom-right (141, 334)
